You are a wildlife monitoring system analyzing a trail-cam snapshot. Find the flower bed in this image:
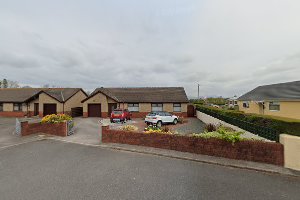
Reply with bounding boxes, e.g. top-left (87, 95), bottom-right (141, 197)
top-left (21, 114), bottom-right (73, 137)
top-left (102, 126), bottom-right (284, 166)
